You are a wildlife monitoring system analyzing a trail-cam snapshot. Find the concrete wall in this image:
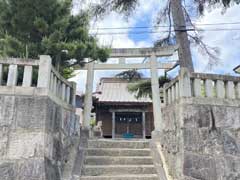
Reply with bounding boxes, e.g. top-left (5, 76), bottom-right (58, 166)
top-left (0, 93), bottom-right (79, 180)
top-left (152, 97), bottom-right (240, 180)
